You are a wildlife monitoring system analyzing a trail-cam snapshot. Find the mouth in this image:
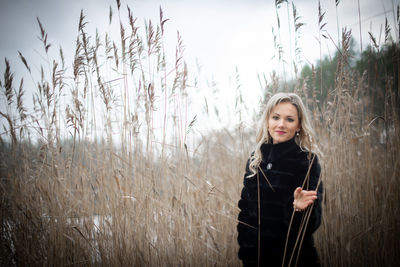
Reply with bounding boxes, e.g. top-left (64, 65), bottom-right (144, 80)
top-left (275, 131), bottom-right (286, 135)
